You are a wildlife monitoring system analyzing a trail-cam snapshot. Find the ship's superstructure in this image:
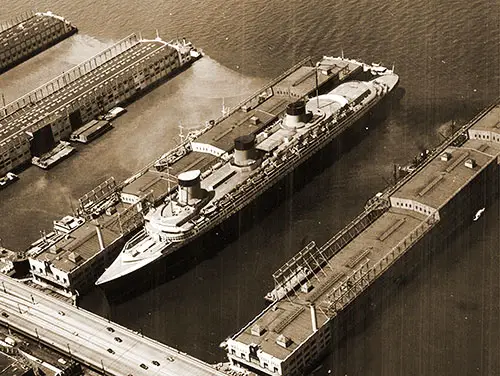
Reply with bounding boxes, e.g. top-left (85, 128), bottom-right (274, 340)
top-left (96, 63), bottom-right (399, 286)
